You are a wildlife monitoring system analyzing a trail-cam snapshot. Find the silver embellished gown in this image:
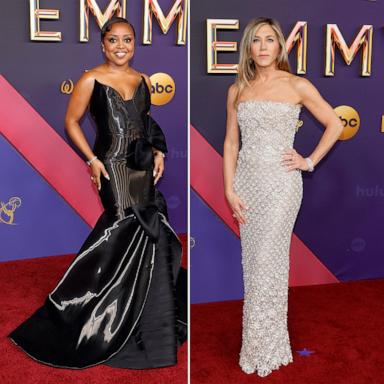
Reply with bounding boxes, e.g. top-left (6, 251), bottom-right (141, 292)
top-left (234, 100), bottom-right (303, 377)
